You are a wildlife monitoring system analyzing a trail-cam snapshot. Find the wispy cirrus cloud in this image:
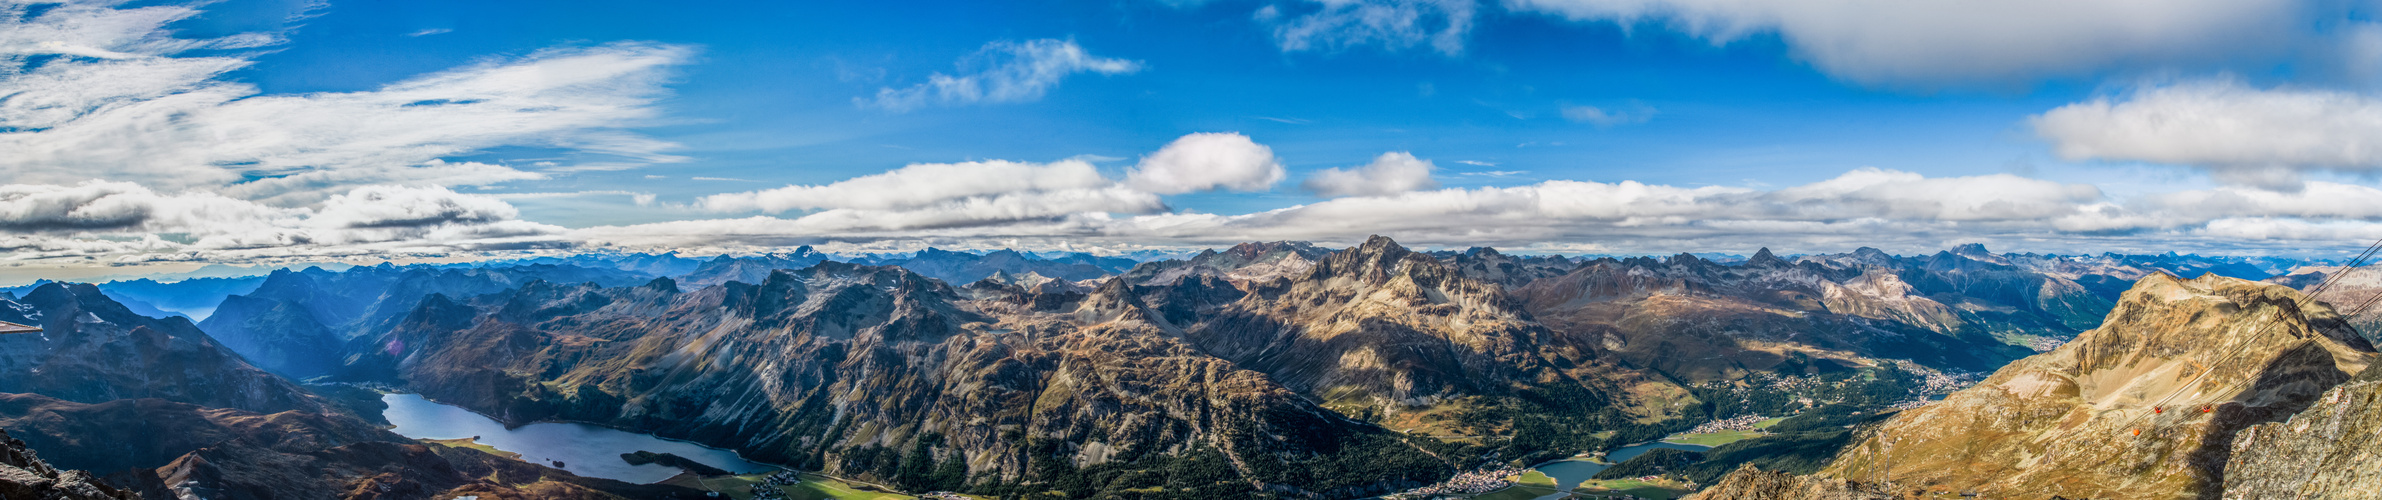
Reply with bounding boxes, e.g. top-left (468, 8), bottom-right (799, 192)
top-left (1263, 0), bottom-right (1477, 56)
top-left (0, 5), bottom-right (695, 204)
top-left (0, 0), bottom-right (688, 264)
top-left (859, 39), bottom-right (1141, 112)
